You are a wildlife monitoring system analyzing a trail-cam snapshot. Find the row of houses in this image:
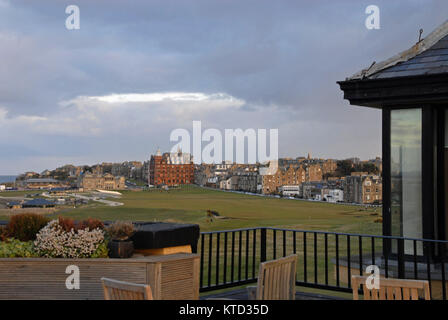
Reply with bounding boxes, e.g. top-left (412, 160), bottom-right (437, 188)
top-left (196, 158), bottom-right (329, 193)
top-left (280, 174), bottom-right (382, 204)
top-left (196, 160), bottom-right (382, 204)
